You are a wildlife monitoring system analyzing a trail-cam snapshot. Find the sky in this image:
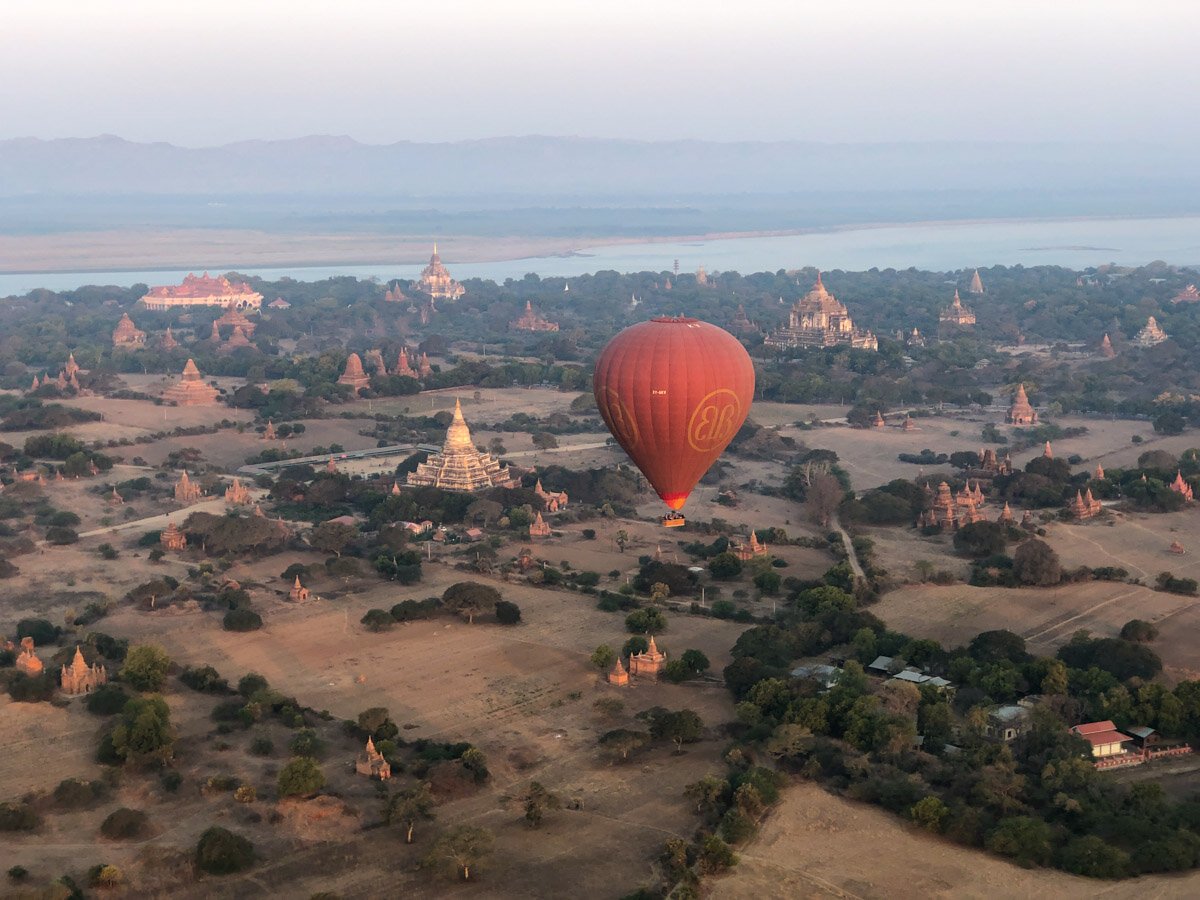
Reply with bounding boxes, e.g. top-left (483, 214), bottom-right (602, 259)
top-left (3, 0), bottom-right (1198, 146)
